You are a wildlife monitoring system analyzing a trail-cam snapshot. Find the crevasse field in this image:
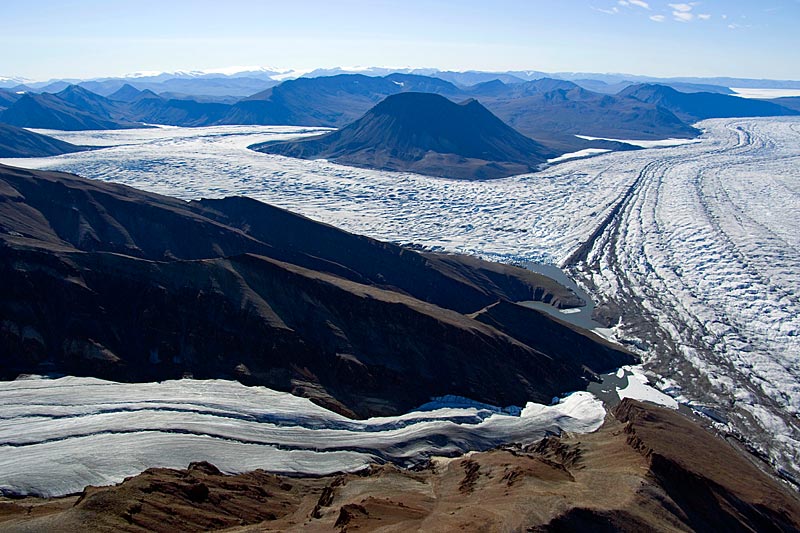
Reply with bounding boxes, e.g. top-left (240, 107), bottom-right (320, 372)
top-left (2, 117), bottom-right (799, 489)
